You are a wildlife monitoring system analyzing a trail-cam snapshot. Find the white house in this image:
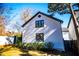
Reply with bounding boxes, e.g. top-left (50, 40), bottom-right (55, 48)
top-left (22, 12), bottom-right (65, 51)
top-left (67, 10), bottom-right (79, 55)
top-left (62, 28), bottom-right (71, 51)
